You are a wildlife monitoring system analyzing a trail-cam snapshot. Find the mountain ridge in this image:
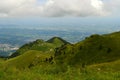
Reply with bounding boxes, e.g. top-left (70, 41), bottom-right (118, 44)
top-left (7, 31), bottom-right (120, 68)
top-left (0, 31), bottom-right (120, 80)
top-left (10, 37), bottom-right (70, 58)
